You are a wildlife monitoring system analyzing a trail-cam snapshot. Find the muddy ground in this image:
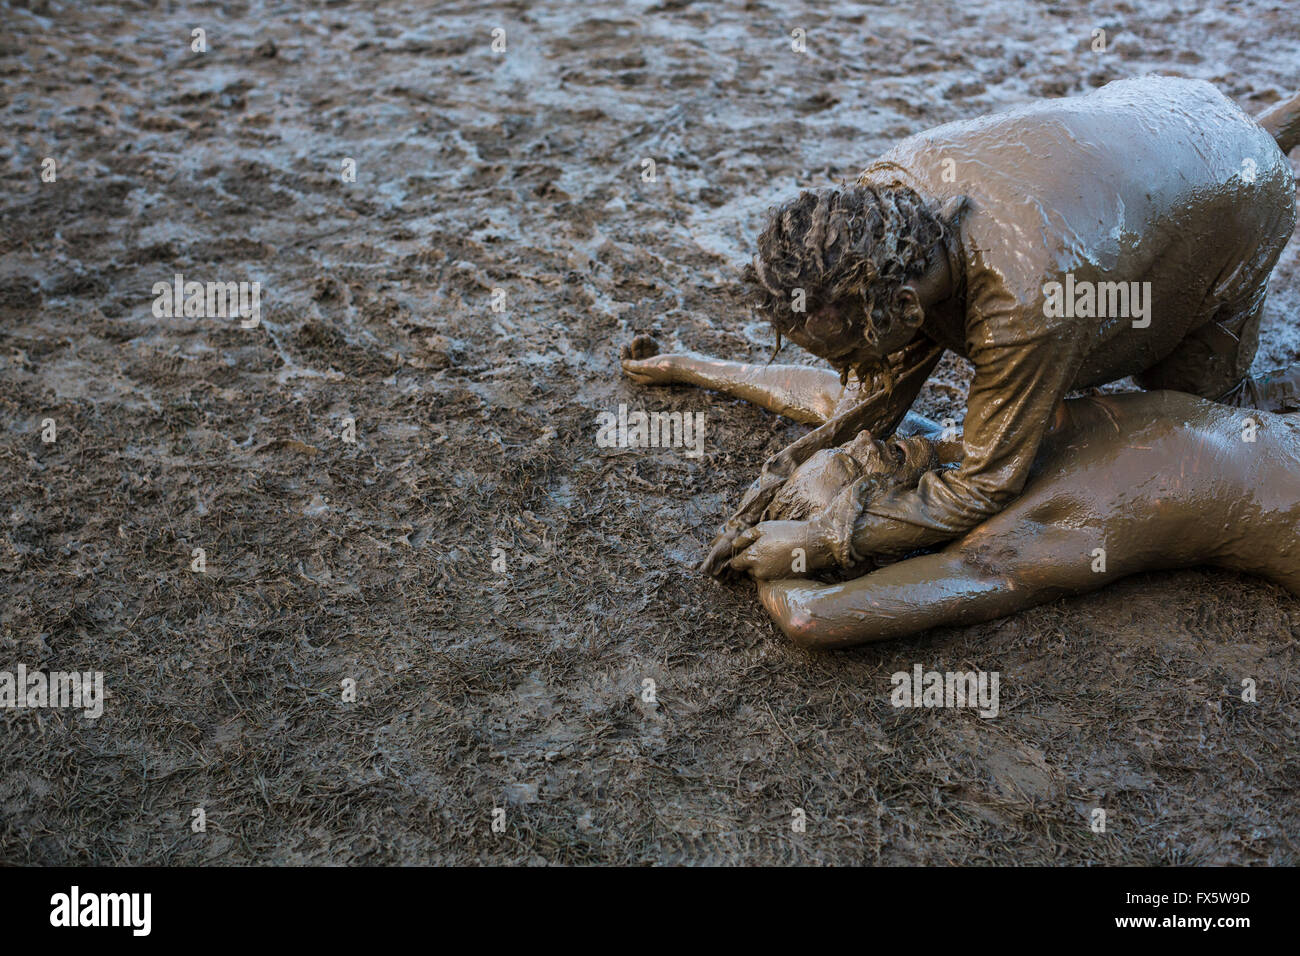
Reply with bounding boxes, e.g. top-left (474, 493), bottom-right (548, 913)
top-left (1, 0), bottom-right (1298, 865)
